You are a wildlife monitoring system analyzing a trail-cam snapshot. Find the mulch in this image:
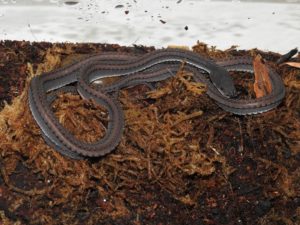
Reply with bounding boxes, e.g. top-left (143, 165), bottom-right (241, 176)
top-left (0, 40), bottom-right (299, 225)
